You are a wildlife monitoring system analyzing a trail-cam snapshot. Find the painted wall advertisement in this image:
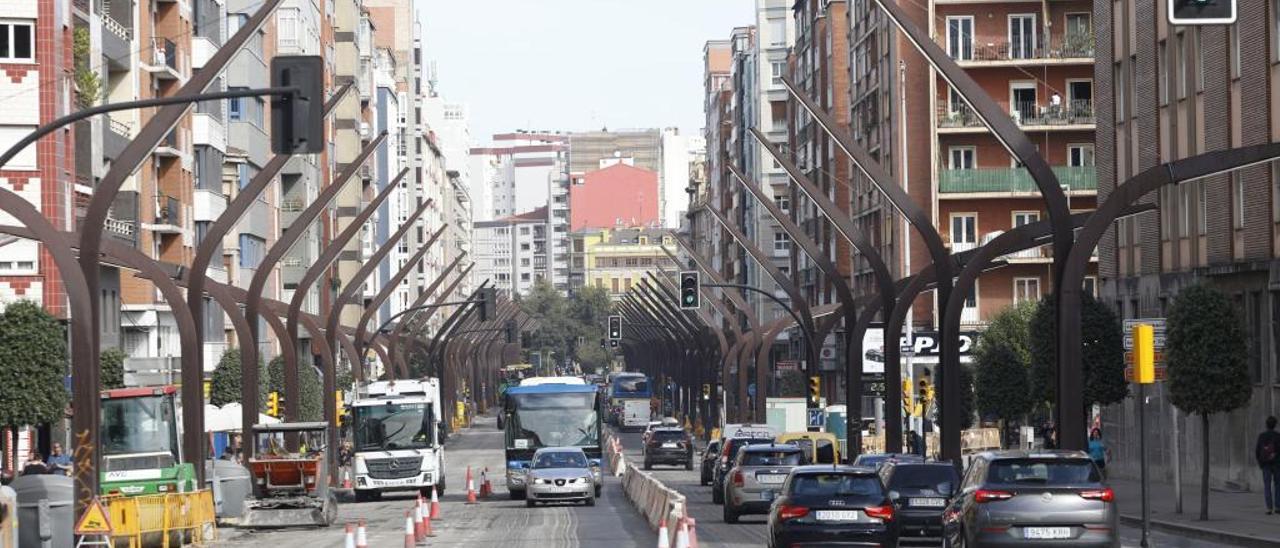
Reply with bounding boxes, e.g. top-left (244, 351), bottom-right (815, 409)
top-left (861, 327), bottom-right (979, 373)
